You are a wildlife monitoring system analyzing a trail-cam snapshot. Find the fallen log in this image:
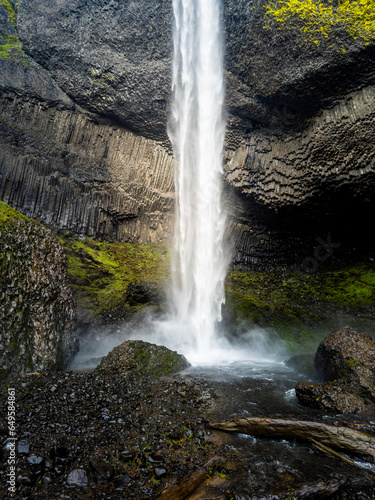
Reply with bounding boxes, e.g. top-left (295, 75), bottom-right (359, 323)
top-left (156, 457), bottom-right (222, 500)
top-left (208, 418), bottom-right (375, 462)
